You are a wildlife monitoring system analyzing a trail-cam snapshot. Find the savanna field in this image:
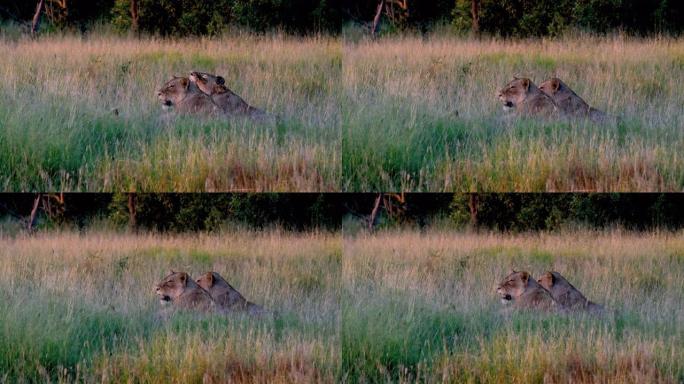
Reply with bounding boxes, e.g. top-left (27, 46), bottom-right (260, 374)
top-left (343, 35), bottom-right (684, 192)
top-left (1, 225), bottom-right (683, 382)
top-left (342, 231), bottom-right (684, 383)
top-left (1, 33), bottom-right (684, 192)
top-left (0, 231), bottom-right (341, 382)
top-left (0, 34), bottom-right (342, 192)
